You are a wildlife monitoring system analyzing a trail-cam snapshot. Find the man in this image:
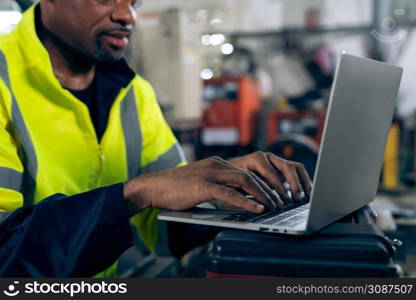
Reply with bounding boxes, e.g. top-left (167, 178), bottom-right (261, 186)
top-left (0, 0), bottom-right (312, 277)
